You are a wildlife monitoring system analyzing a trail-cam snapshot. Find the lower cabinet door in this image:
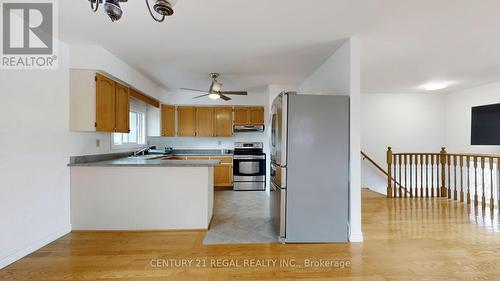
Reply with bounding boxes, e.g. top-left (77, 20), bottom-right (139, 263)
top-left (214, 165), bottom-right (233, 187)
